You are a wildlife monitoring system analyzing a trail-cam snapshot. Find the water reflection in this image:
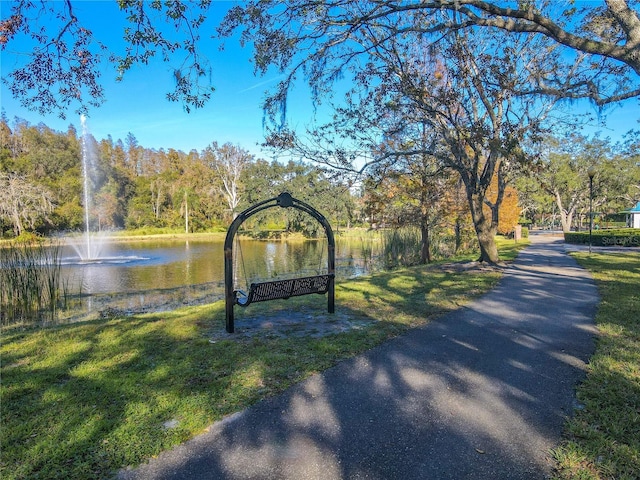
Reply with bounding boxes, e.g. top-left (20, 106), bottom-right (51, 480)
top-left (57, 236), bottom-right (381, 320)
